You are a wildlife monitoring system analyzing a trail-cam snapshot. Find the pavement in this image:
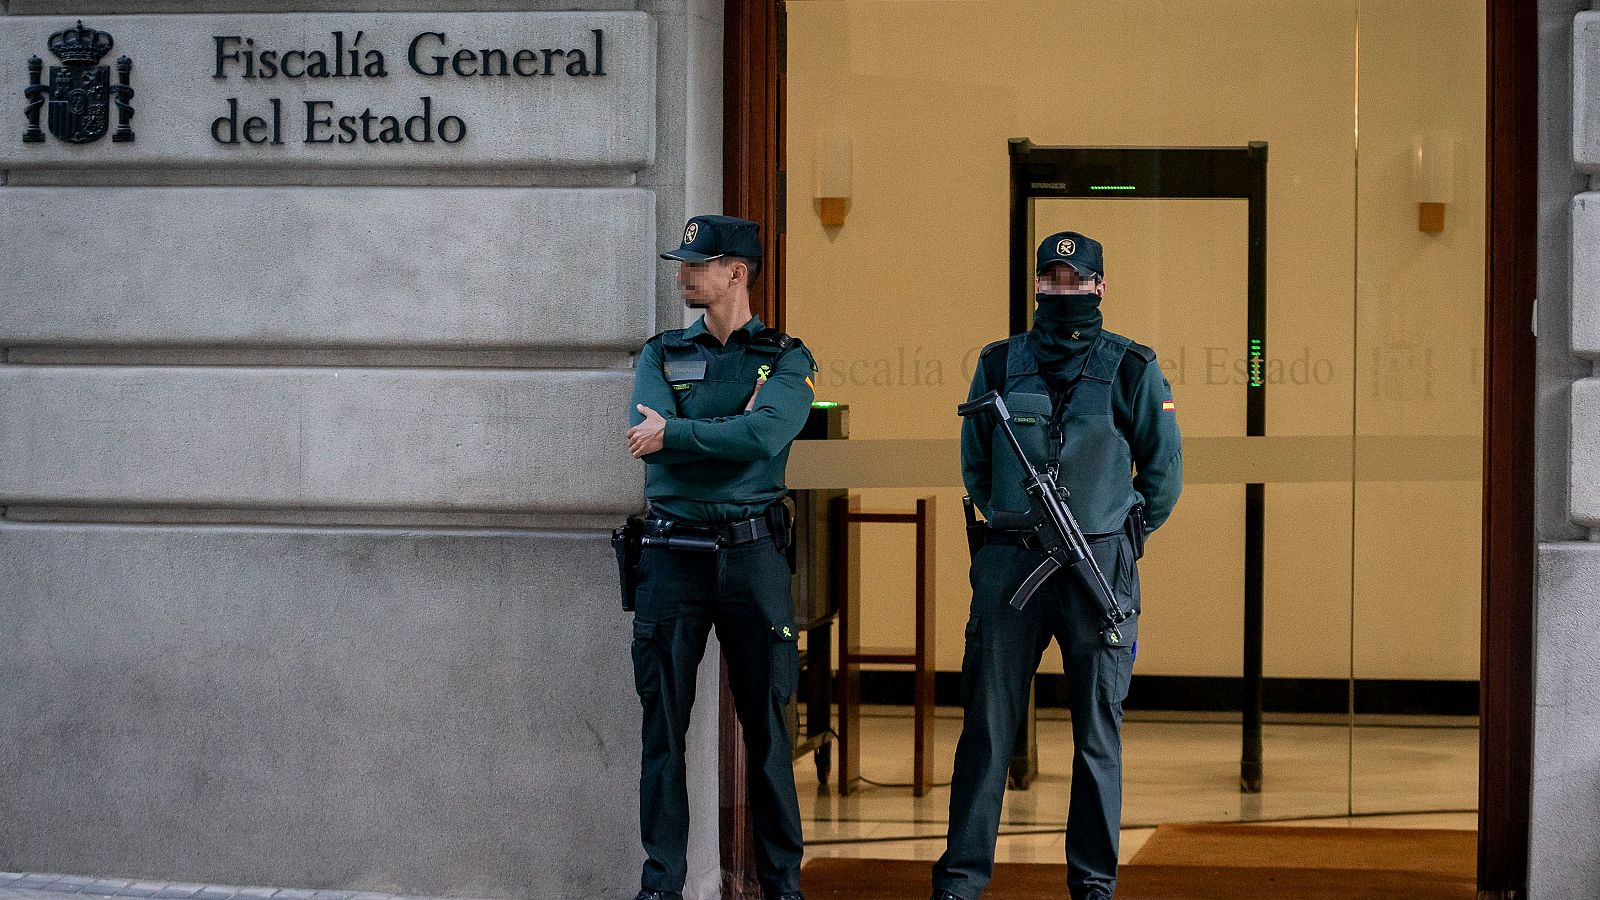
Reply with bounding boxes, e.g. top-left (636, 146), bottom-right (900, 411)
top-left (0, 875), bottom-right (459, 900)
